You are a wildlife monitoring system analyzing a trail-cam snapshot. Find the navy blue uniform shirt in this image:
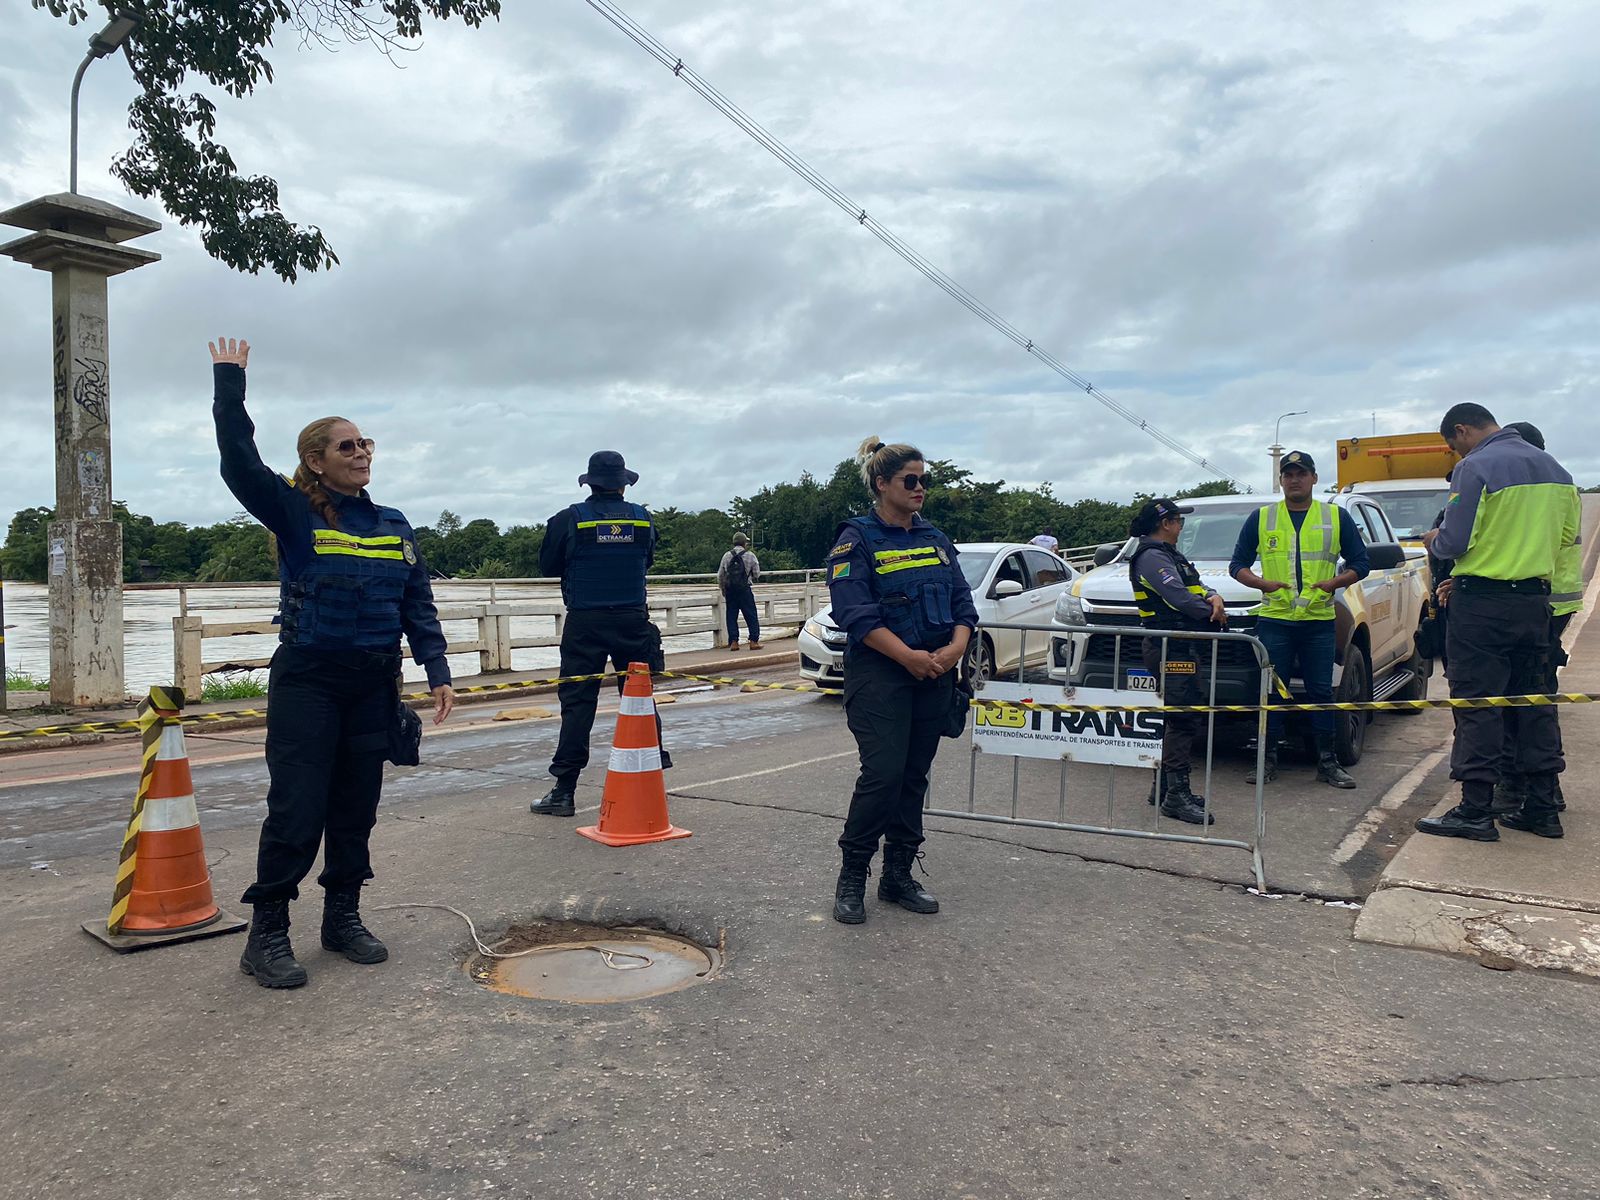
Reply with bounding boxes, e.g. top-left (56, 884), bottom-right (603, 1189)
top-left (827, 510), bottom-right (979, 646)
top-left (212, 363), bottom-right (452, 688)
